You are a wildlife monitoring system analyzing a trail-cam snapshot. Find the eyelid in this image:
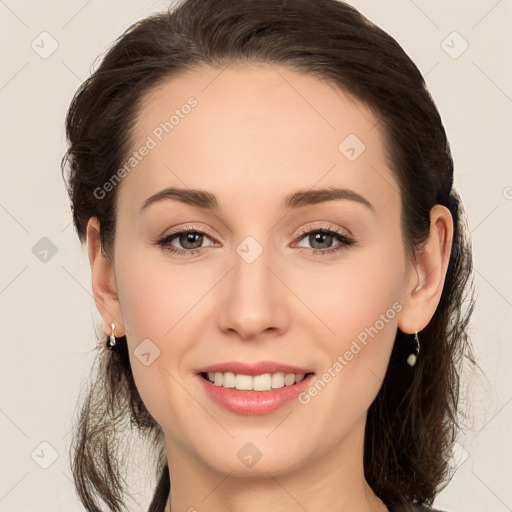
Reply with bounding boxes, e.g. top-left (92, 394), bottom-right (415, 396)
top-left (293, 222), bottom-right (351, 241)
top-left (163, 223), bottom-right (217, 240)
top-left (155, 224), bottom-right (219, 256)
